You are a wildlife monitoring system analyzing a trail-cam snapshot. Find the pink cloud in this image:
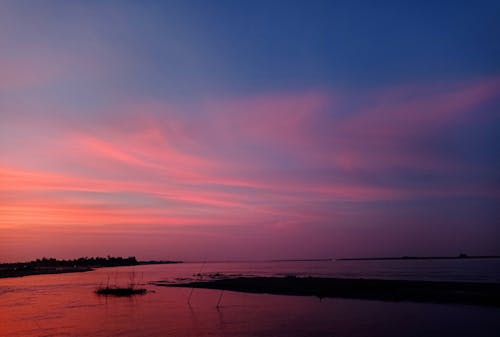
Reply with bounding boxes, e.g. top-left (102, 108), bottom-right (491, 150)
top-left (344, 77), bottom-right (500, 136)
top-left (2, 77), bottom-right (499, 260)
top-left (201, 91), bottom-right (332, 144)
